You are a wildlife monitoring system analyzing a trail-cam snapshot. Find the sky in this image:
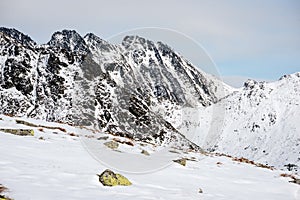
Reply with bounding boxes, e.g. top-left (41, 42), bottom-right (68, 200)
top-left (1, 0), bottom-right (300, 87)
